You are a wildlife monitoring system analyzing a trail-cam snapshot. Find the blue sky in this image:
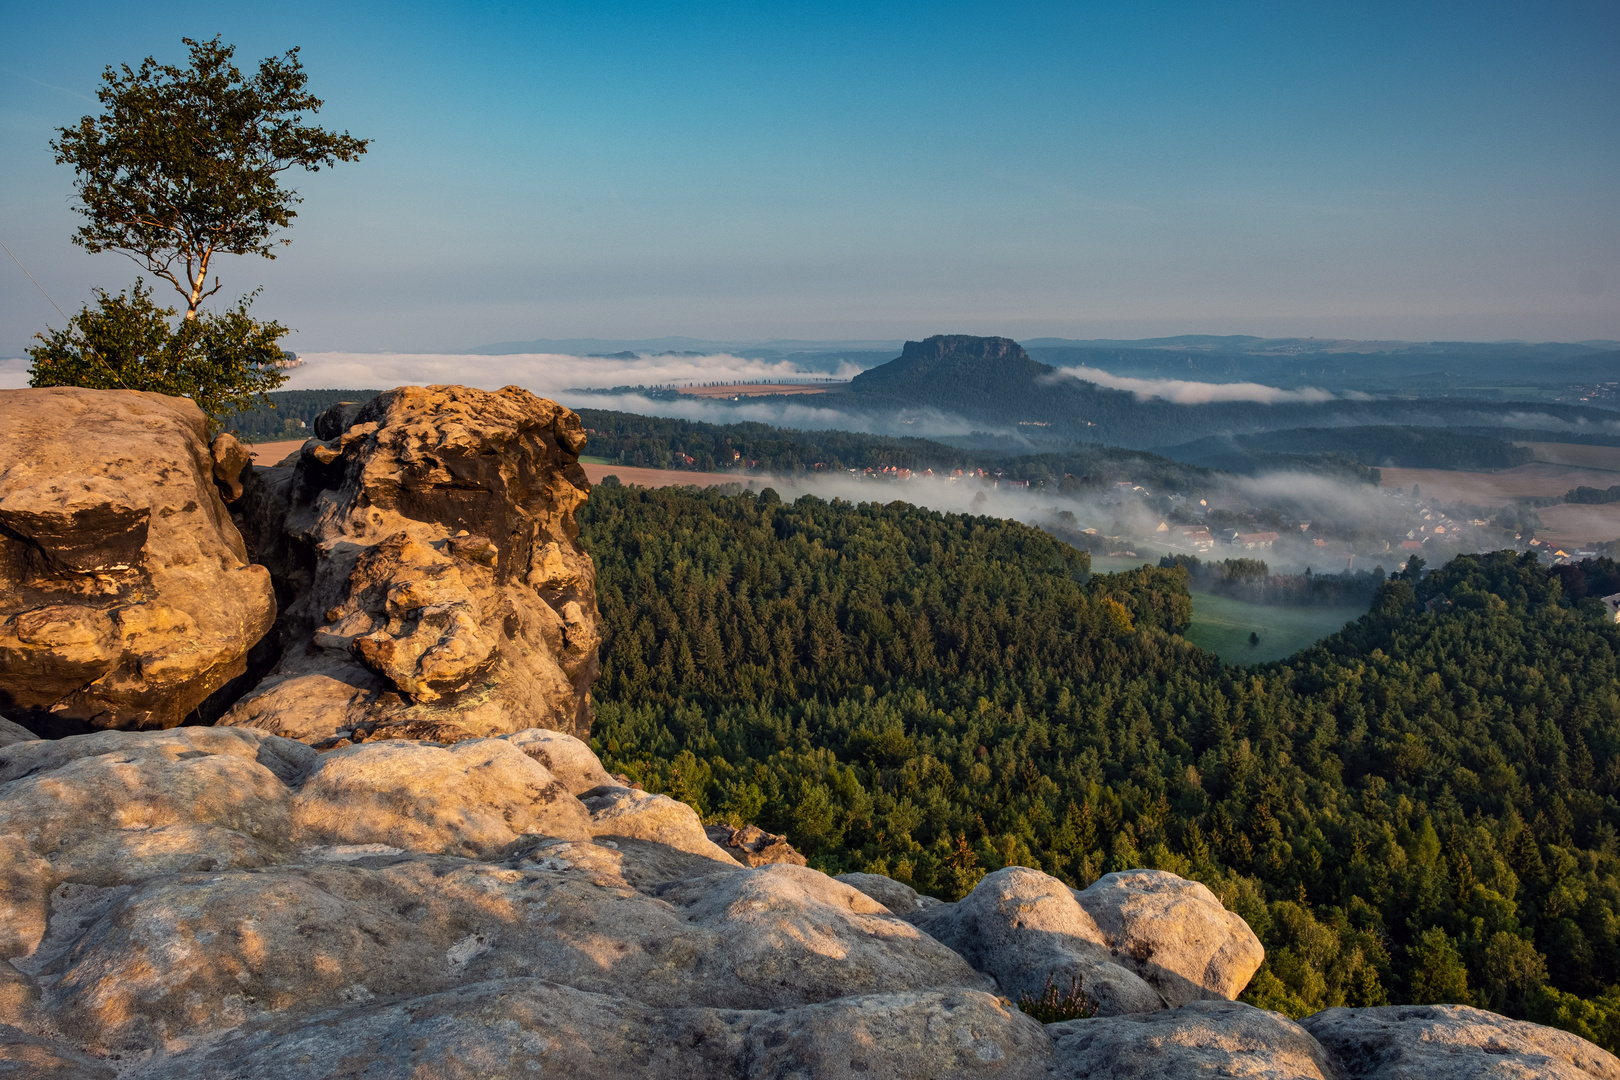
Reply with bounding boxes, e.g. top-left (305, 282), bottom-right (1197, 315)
top-left (2, 1), bottom-right (1617, 355)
